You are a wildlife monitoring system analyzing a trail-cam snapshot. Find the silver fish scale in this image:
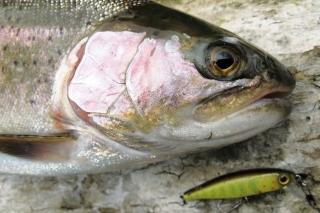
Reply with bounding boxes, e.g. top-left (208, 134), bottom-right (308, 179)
top-left (0, 0), bottom-right (148, 135)
top-left (0, 0), bottom-right (148, 20)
